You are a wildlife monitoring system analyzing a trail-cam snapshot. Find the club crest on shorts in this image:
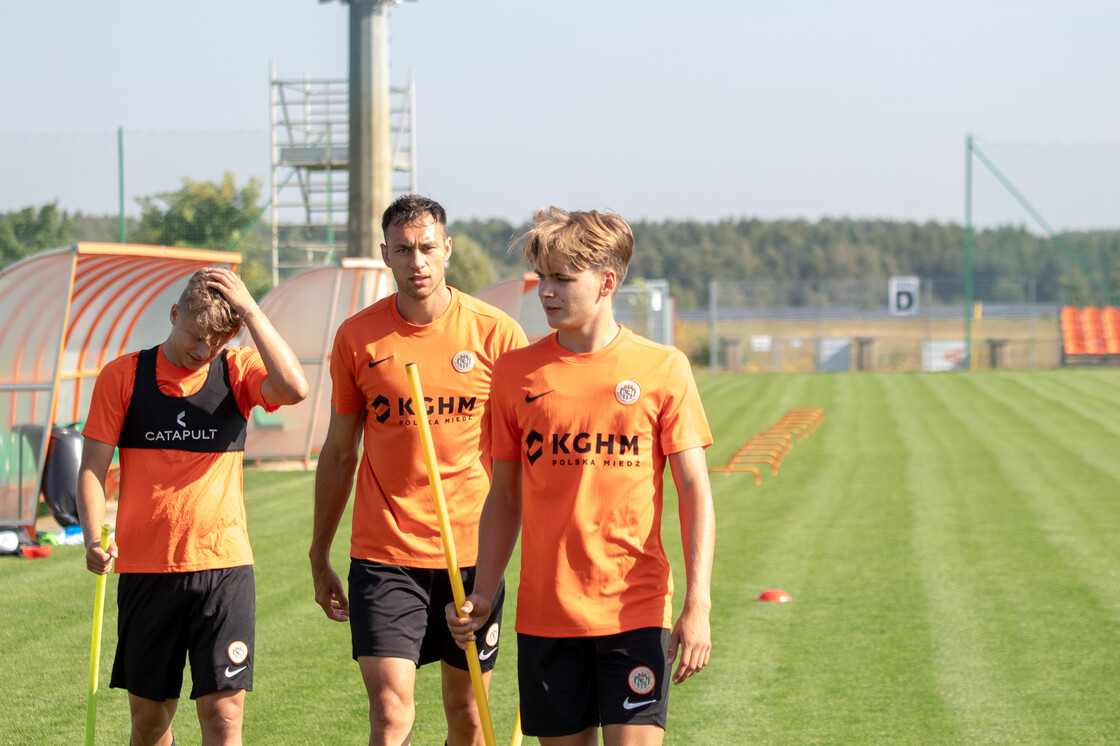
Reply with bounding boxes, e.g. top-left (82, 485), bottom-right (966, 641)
top-left (485, 623), bottom-right (500, 648)
top-left (227, 641), bottom-right (248, 665)
top-left (628, 665), bottom-right (656, 695)
top-left (452, 350), bottom-right (476, 373)
top-left (615, 380), bottom-right (641, 405)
